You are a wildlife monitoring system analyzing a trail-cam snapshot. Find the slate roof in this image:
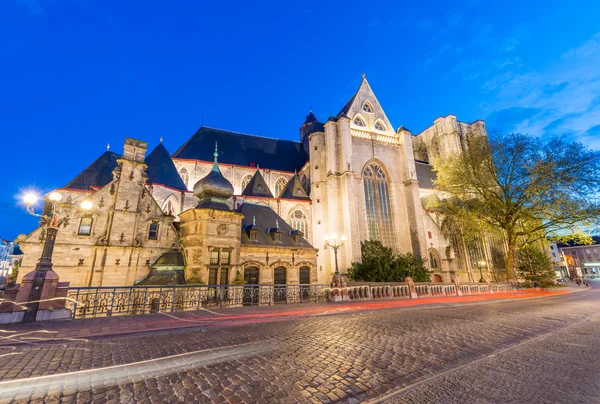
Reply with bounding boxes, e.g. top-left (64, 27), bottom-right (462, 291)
top-left (172, 126), bottom-right (308, 173)
top-left (145, 143), bottom-right (188, 191)
top-left (415, 161), bottom-right (436, 189)
top-left (238, 203), bottom-right (314, 248)
top-left (64, 151), bottom-right (120, 190)
top-left (279, 174), bottom-right (310, 200)
top-left (241, 170), bottom-right (273, 198)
